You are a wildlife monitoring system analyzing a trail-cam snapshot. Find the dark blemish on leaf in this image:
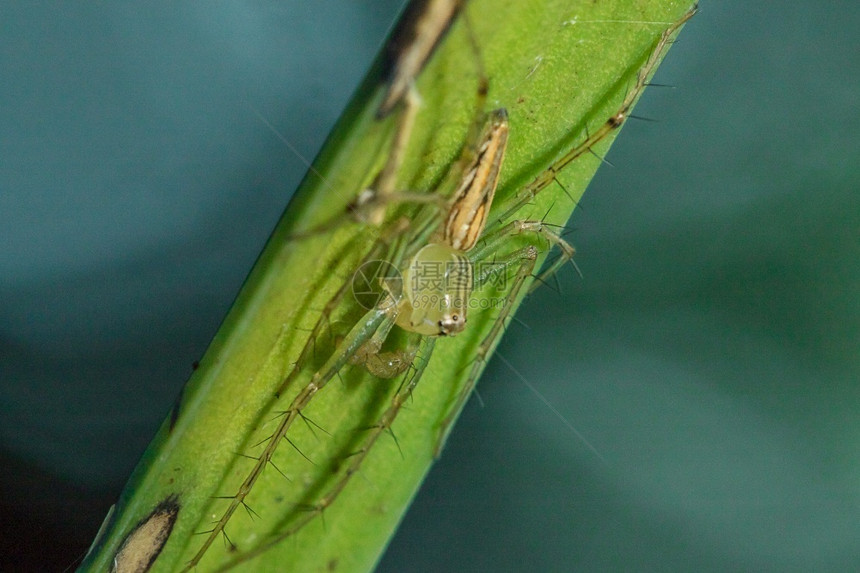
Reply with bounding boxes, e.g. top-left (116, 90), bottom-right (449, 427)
top-left (111, 496), bottom-right (179, 573)
top-left (168, 385), bottom-right (185, 434)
